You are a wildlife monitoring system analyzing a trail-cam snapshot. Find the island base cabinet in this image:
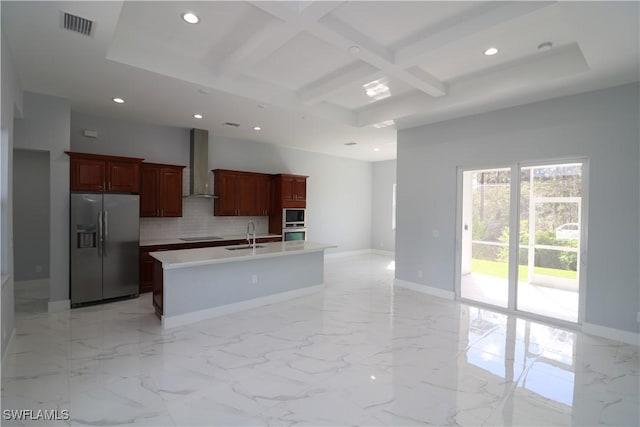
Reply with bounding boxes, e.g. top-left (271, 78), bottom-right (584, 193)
top-left (153, 259), bottom-right (163, 317)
